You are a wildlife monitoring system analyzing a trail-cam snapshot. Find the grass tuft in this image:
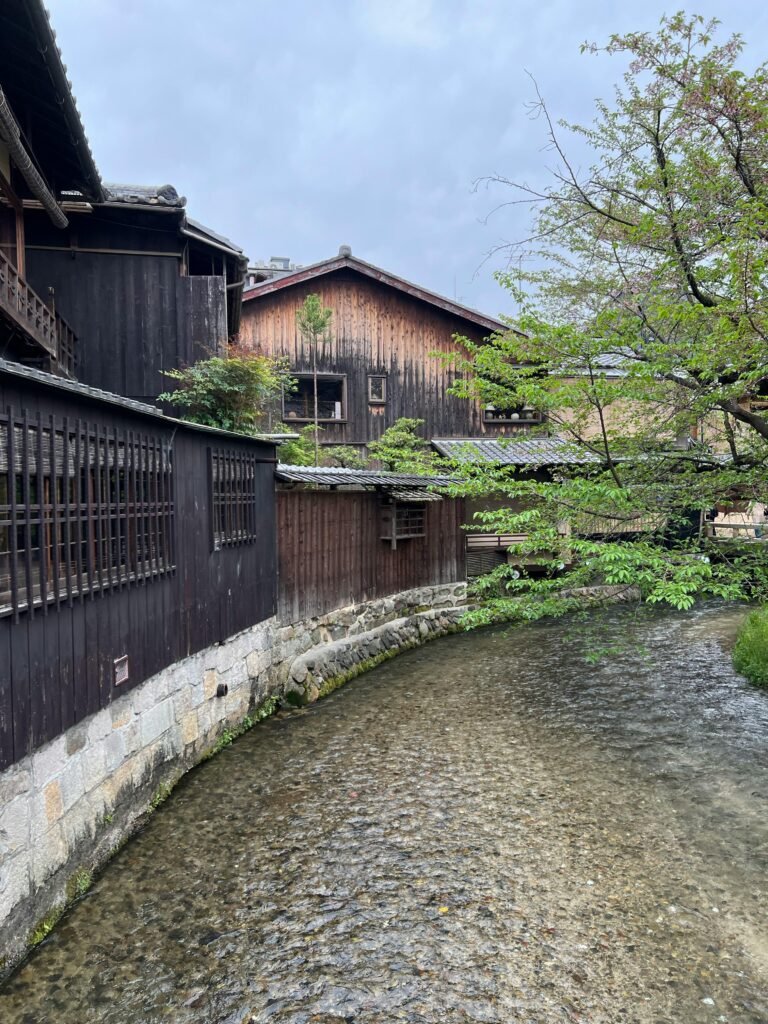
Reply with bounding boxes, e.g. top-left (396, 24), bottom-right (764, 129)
top-left (733, 606), bottom-right (768, 688)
